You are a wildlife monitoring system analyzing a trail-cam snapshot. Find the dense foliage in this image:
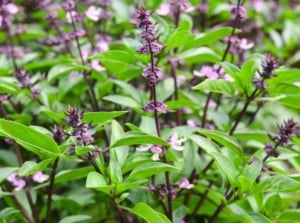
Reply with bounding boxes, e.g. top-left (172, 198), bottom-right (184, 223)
top-left (0, 0), bottom-right (300, 222)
